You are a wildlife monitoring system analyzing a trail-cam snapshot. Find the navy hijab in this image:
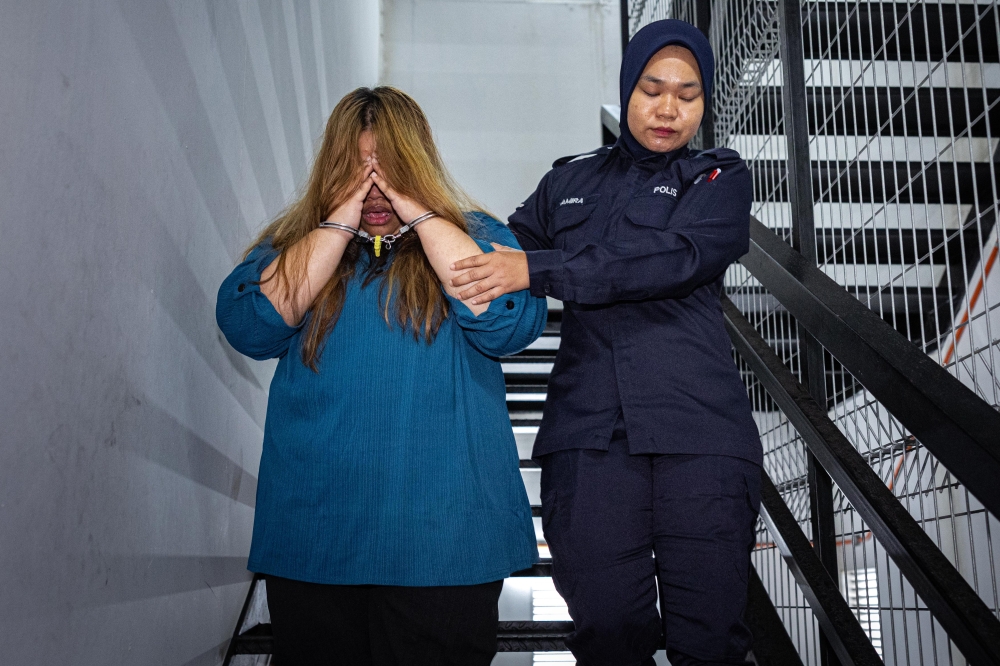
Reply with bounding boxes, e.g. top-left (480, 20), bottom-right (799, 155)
top-left (619, 19), bottom-right (715, 159)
